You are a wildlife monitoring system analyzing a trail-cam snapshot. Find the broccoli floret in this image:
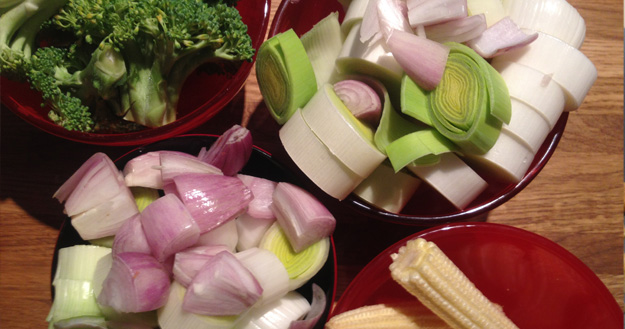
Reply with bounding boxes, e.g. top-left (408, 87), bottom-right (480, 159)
top-left (26, 43), bottom-right (127, 132)
top-left (0, 0), bottom-right (68, 80)
top-left (47, 0), bottom-right (255, 128)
